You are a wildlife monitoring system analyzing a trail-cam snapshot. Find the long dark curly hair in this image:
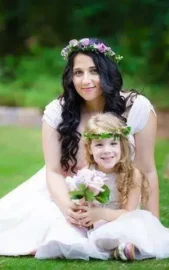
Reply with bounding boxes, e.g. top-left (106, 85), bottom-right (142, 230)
top-left (57, 38), bottom-right (137, 173)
